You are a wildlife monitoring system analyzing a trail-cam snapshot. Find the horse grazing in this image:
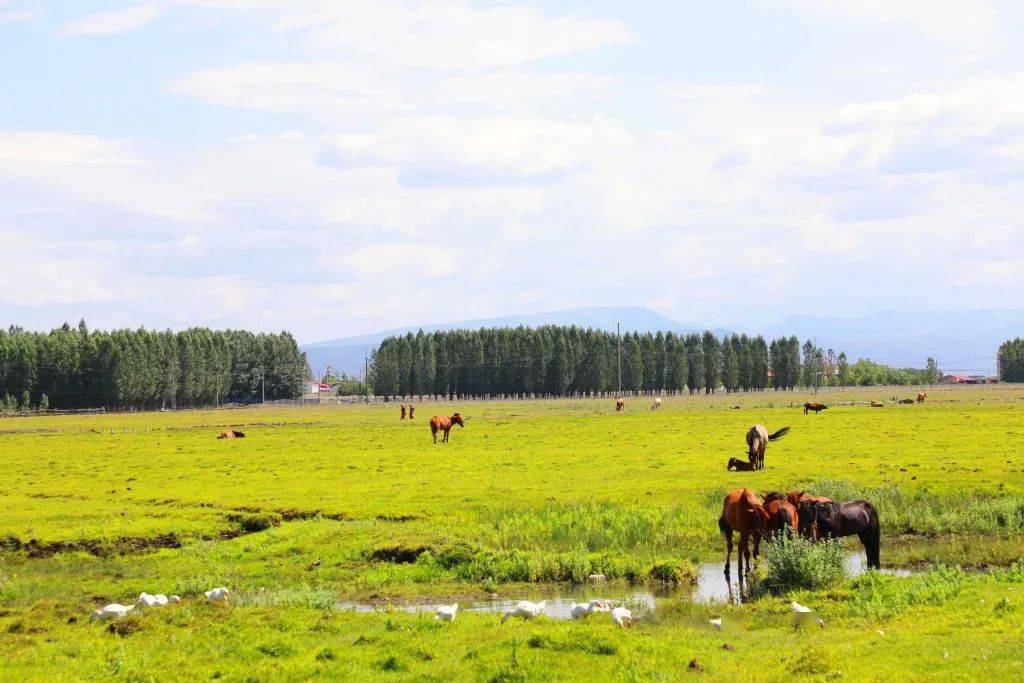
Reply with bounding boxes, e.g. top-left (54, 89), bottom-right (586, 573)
top-left (799, 499), bottom-right (881, 569)
top-left (762, 492), bottom-right (798, 538)
top-left (615, 398), bottom-right (626, 412)
top-left (400, 404), bottom-right (407, 420)
top-left (217, 429), bottom-right (246, 439)
top-left (408, 405), bottom-right (415, 420)
top-left (430, 413), bottom-right (465, 444)
top-left (650, 397), bottom-right (662, 411)
top-left (916, 391), bottom-right (927, 403)
top-left (718, 488), bottom-right (769, 577)
top-left (804, 402), bottom-right (828, 415)
top-left (745, 425), bottom-right (790, 470)
top-left (727, 457), bottom-right (756, 471)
